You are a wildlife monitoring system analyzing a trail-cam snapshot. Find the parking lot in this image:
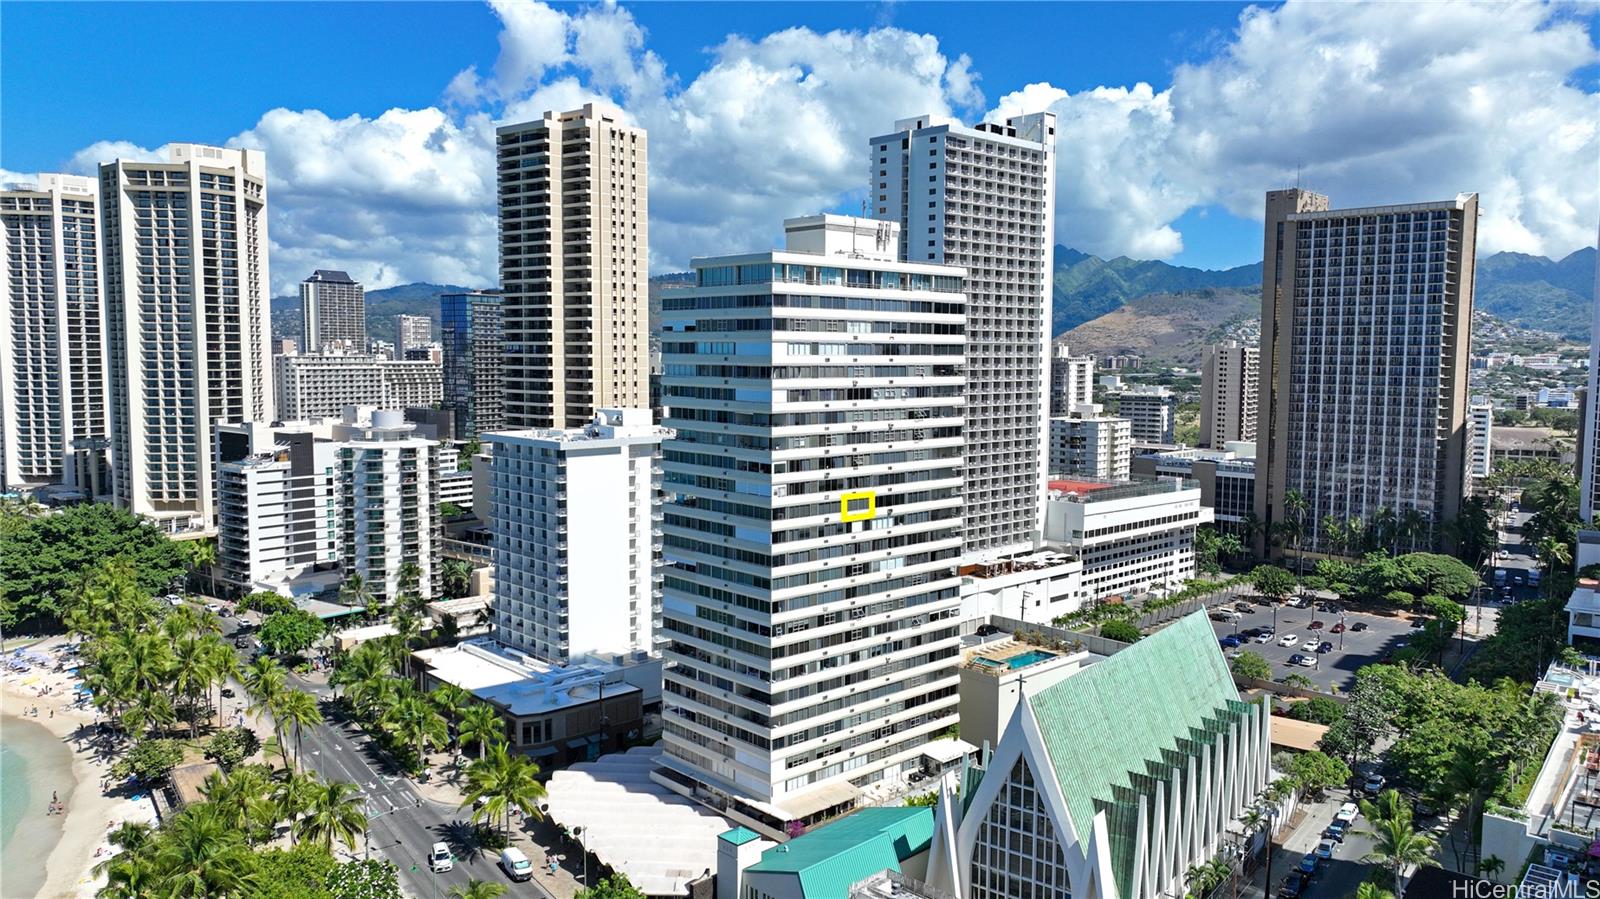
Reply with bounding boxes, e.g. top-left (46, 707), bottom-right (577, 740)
top-left (1207, 598), bottom-right (1424, 693)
